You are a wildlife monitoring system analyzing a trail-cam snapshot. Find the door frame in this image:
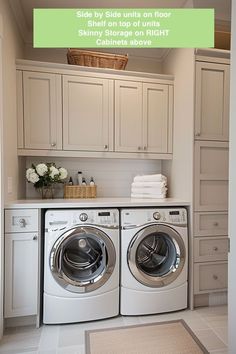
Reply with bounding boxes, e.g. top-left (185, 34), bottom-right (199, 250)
top-left (0, 12), bottom-right (4, 339)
